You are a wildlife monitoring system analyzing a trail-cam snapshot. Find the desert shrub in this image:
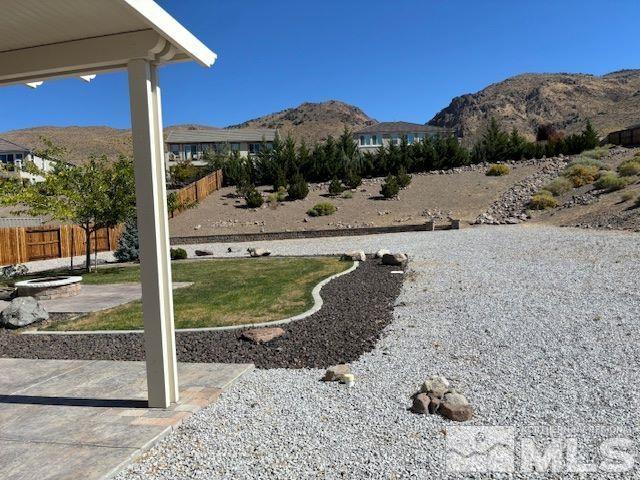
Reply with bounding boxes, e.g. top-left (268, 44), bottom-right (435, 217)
top-left (244, 185), bottom-right (264, 208)
top-left (486, 163), bottom-right (511, 176)
top-left (328, 177), bottom-right (344, 196)
top-left (529, 191), bottom-right (559, 210)
top-left (276, 186), bottom-right (287, 201)
top-left (620, 191), bottom-right (635, 202)
top-left (396, 167), bottom-right (412, 188)
top-left (344, 169), bottom-right (362, 189)
top-left (580, 147), bottom-right (609, 160)
top-left (307, 202), bottom-right (337, 217)
top-left (543, 177), bottom-right (573, 196)
top-left (287, 173), bottom-right (309, 200)
top-left (568, 157), bottom-right (606, 169)
top-left (380, 175), bottom-right (400, 199)
top-left (563, 164), bottom-right (599, 187)
top-left (594, 172), bottom-right (631, 192)
top-left (617, 160), bottom-right (640, 177)
top-left (341, 191), bottom-right (353, 199)
top-left (114, 217), bottom-right (139, 262)
top-left (170, 248), bottom-right (187, 260)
